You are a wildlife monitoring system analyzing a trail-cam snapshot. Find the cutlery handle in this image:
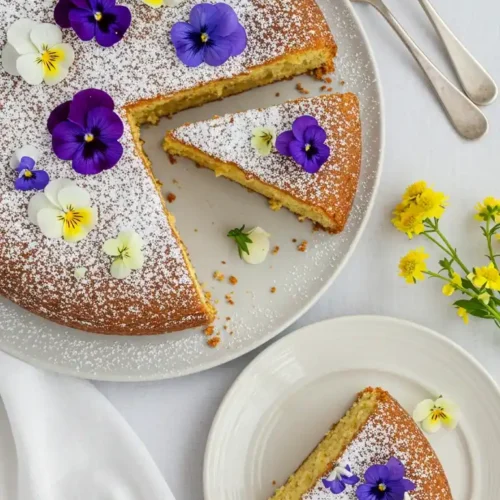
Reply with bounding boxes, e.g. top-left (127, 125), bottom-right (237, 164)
top-left (418, 0), bottom-right (497, 106)
top-left (369, 0), bottom-right (488, 140)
